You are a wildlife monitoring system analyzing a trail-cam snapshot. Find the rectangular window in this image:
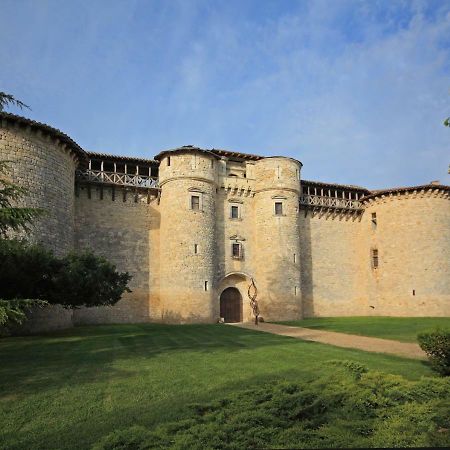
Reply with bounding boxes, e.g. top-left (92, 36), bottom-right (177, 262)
top-left (191, 195), bottom-right (200, 210)
top-left (275, 202), bottom-right (283, 215)
top-left (232, 243), bottom-right (241, 259)
top-left (231, 205), bottom-right (239, 219)
top-left (372, 249), bottom-right (379, 269)
top-left (194, 244), bottom-right (199, 254)
top-left (204, 281), bottom-right (208, 291)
